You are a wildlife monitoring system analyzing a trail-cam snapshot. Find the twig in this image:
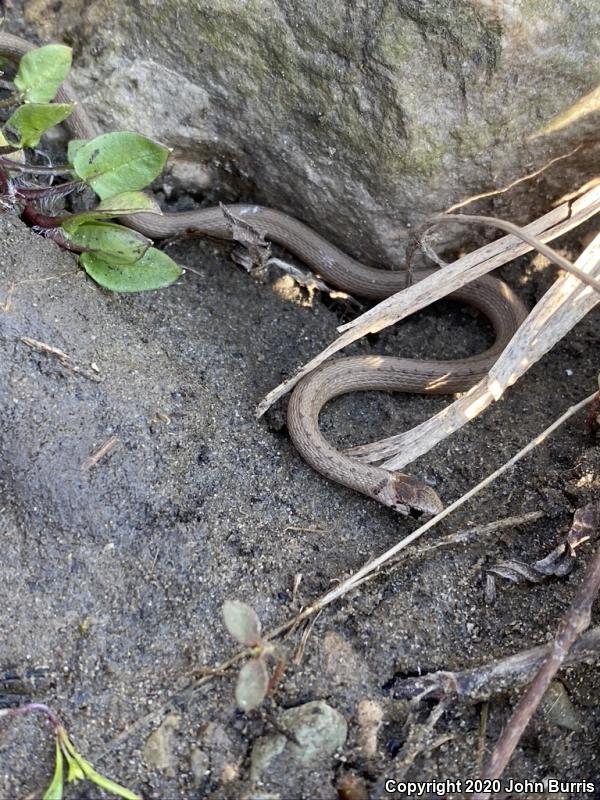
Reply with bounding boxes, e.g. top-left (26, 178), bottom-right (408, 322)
top-left (476, 702), bottom-right (489, 774)
top-left (392, 700), bottom-right (449, 780)
top-left (256, 184), bottom-right (600, 416)
top-left (0, 156), bottom-right (73, 175)
top-left (398, 511), bottom-right (544, 562)
top-left (431, 212), bottom-right (600, 295)
top-left (474, 503), bottom-right (600, 798)
top-left (445, 145), bottom-right (582, 213)
top-left (1, 270), bottom-right (77, 313)
top-left (392, 625), bottom-right (600, 704)
top-left (348, 233), bottom-right (600, 468)
top-left (82, 436), bottom-right (120, 471)
top-left (311, 393), bottom-right (596, 611)
top-left (19, 337), bottom-right (102, 382)
top-left (292, 611), bottom-right (321, 665)
top-left (283, 525), bottom-right (331, 534)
